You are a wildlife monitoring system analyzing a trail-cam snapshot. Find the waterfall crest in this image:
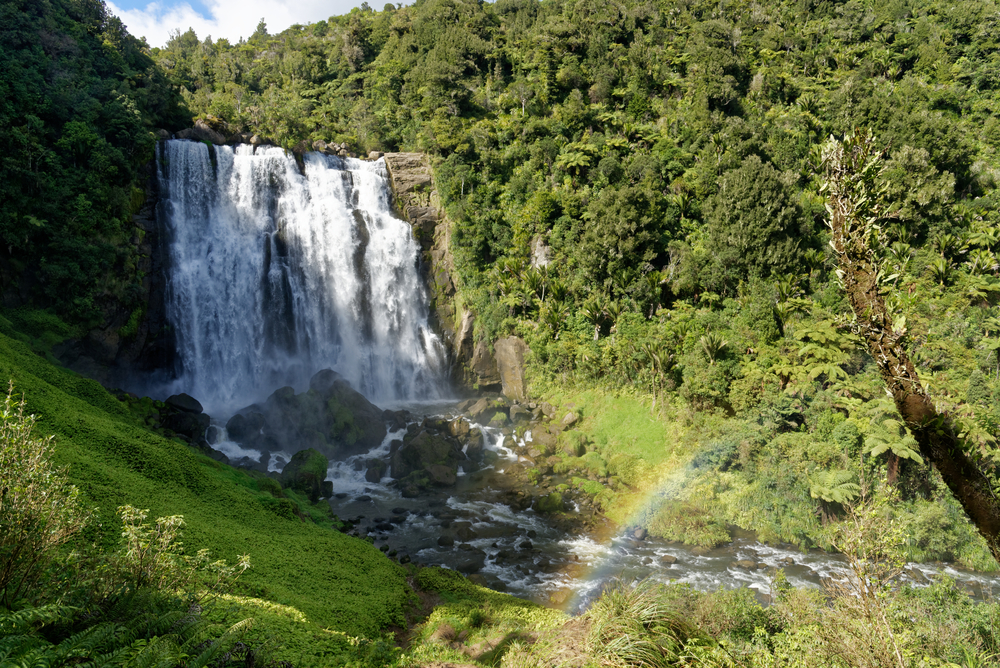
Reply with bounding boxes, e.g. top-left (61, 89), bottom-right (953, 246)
top-left (157, 140), bottom-right (446, 413)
